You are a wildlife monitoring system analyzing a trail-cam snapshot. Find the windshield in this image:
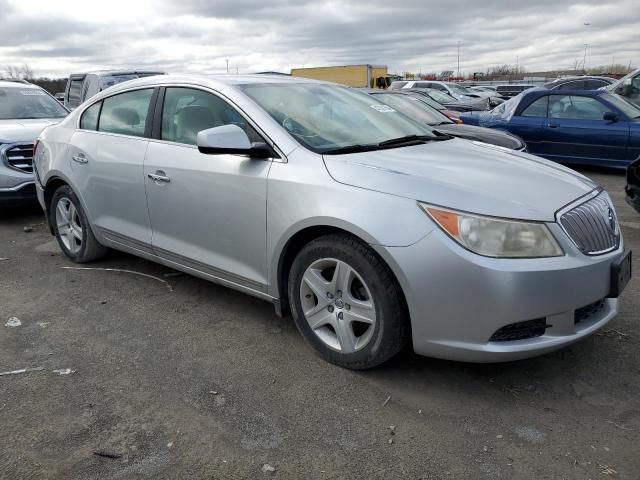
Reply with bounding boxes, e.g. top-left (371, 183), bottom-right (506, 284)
top-left (372, 93), bottom-right (451, 125)
top-left (427, 90), bottom-right (458, 103)
top-left (409, 94), bottom-right (446, 110)
top-left (602, 93), bottom-right (640, 118)
top-left (0, 87), bottom-right (68, 120)
top-left (240, 83), bottom-right (437, 153)
top-left (488, 93), bottom-right (523, 120)
top-left (446, 83), bottom-right (472, 95)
